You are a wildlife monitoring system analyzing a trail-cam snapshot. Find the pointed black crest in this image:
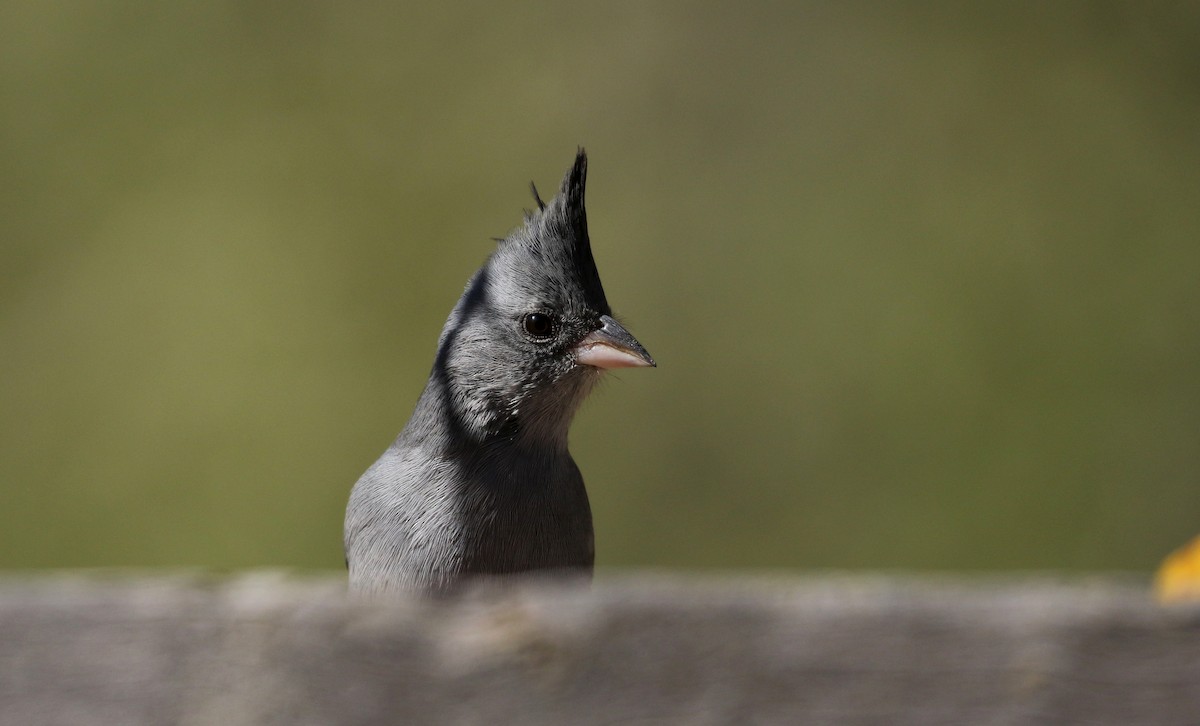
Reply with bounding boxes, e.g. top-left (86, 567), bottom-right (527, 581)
top-left (507, 148), bottom-right (591, 251)
top-left (502, 149), bottom-right (589, 244)
top-left (484, 148), bottom-right (604, 312)
top-left (558, 148), bottom-right (589, 243)
top-left (490, 148), bottom-right (608, 313)
top-left (550, 148), bottom-right (606, 311)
